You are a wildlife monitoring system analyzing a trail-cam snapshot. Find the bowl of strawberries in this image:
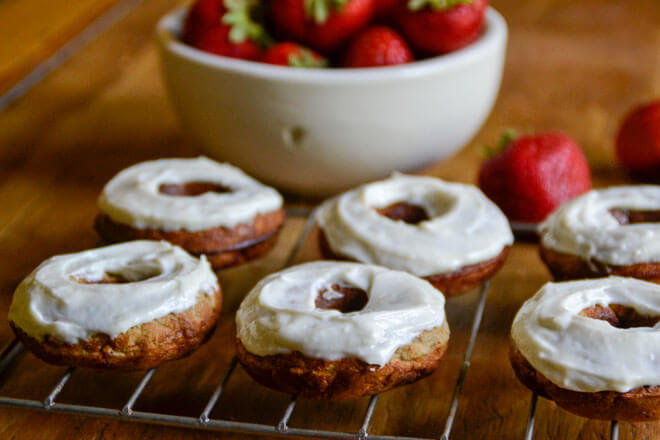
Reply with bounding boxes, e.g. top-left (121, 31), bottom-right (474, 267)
top-left (156, 0), bottom-right (507, 196)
